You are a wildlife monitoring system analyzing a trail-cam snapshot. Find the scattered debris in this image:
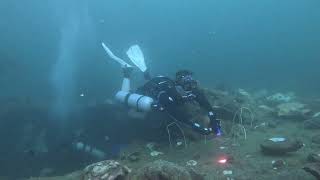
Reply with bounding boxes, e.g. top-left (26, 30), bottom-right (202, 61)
top-left (150, 151), bottom-right (163, 157)
top-left (272, 159), bottom-right (286, 169)
top-left (238, 88), bottom-right (250, 97)
top-left (223, 170), bottom-right (233, 176)
top-left (146, 142), bottom-right (157, 151)
top-left (127, 152), bottom-right (141, 162)
top-left (258, 105), bottom-right (275, 113)
top-left (176, 141), bottom-right (183, 147)
top-left (313, 112), bottom-right (320, 118)
top-left (254, 122), bottom-right (267, 129)
top-left (186, 160), bottom-right (198, 166)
